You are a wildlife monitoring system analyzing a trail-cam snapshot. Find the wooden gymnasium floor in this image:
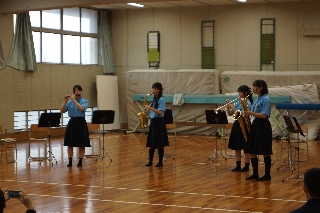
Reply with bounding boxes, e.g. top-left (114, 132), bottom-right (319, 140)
top-left (1, 131), bottom-right (319, 213)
